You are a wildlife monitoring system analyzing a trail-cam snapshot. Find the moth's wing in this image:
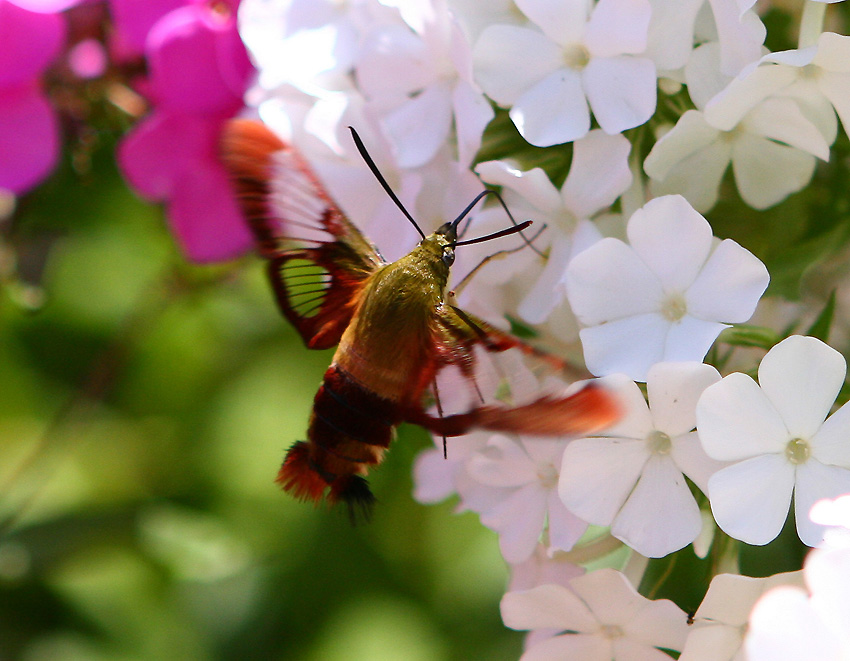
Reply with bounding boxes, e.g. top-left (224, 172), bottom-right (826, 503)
top-left (222, 119), bottom-right (385, 349)
top-left (411, 305), bottom-right (620, 437)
